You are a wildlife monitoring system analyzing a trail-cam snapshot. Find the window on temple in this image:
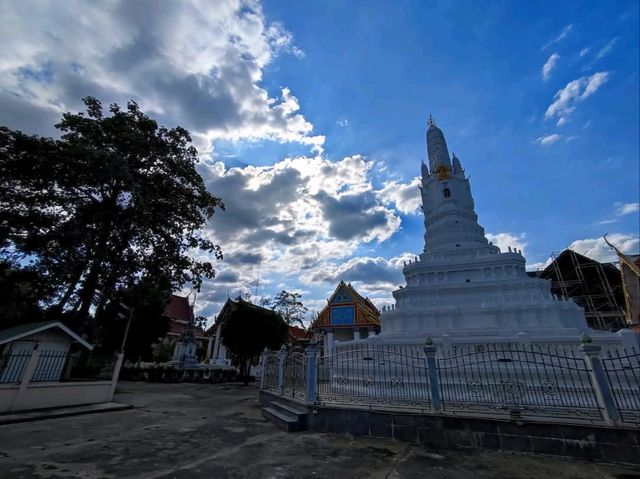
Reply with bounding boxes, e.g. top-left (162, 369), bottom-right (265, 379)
top-left (443, 188), bottom-right (451, 198)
